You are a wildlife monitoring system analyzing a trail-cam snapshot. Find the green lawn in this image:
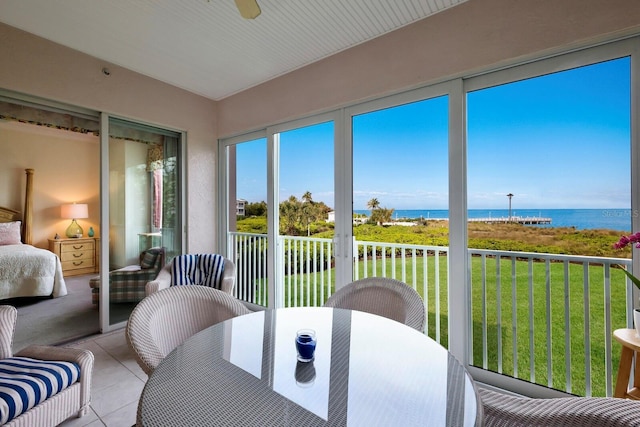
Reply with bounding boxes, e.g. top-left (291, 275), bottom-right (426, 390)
top-left (263, 254), bottom-right (628, 397)
top-left (471, 257), bottom-right (628, 397)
